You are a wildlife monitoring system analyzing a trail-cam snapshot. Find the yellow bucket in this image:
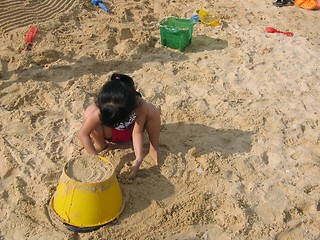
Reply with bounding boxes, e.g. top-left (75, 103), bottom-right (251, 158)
top-left (198, 6), bottom-right (221, 27)
top-left (50, 156), bottom-right (125, 231)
